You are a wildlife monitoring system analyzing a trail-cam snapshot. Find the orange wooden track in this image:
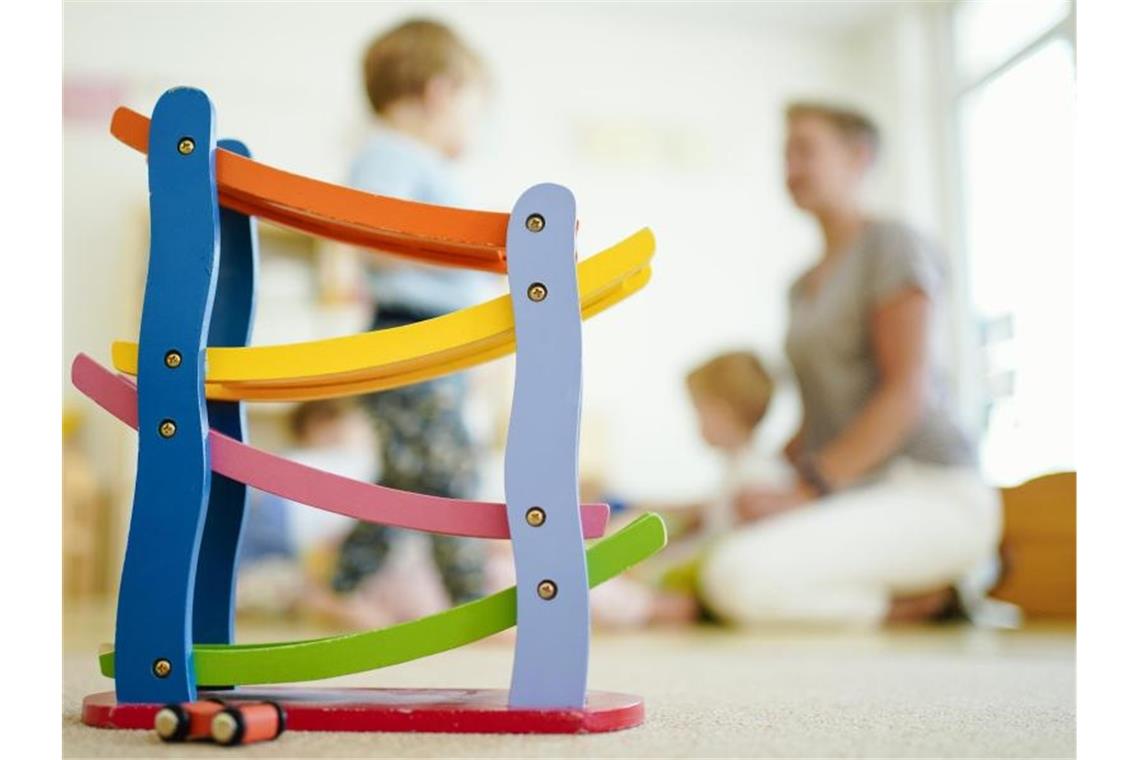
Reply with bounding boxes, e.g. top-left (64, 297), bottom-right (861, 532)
top-left (111, 107), bottom-right (510, 271)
